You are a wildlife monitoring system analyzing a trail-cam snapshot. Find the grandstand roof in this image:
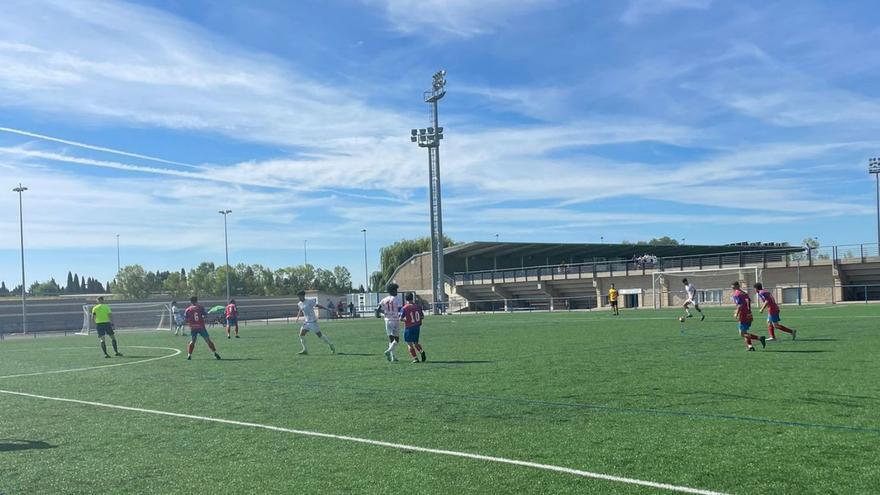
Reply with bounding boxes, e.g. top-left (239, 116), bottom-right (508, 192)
top-left (443, 241), bottom-right (801, 261)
